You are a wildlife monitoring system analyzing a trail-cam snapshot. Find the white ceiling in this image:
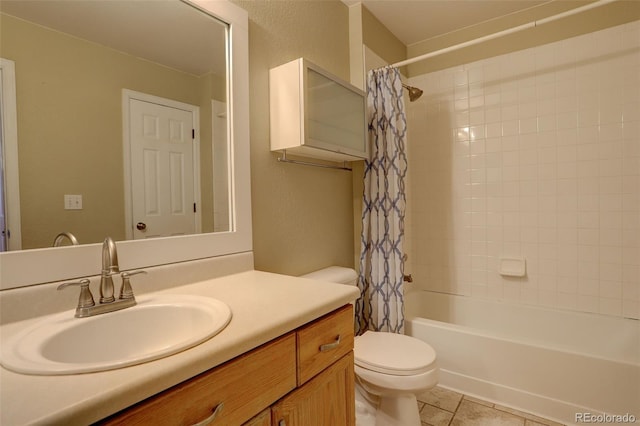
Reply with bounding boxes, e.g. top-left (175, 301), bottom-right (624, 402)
top-left (353, 0), bottom-right (550, 46)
